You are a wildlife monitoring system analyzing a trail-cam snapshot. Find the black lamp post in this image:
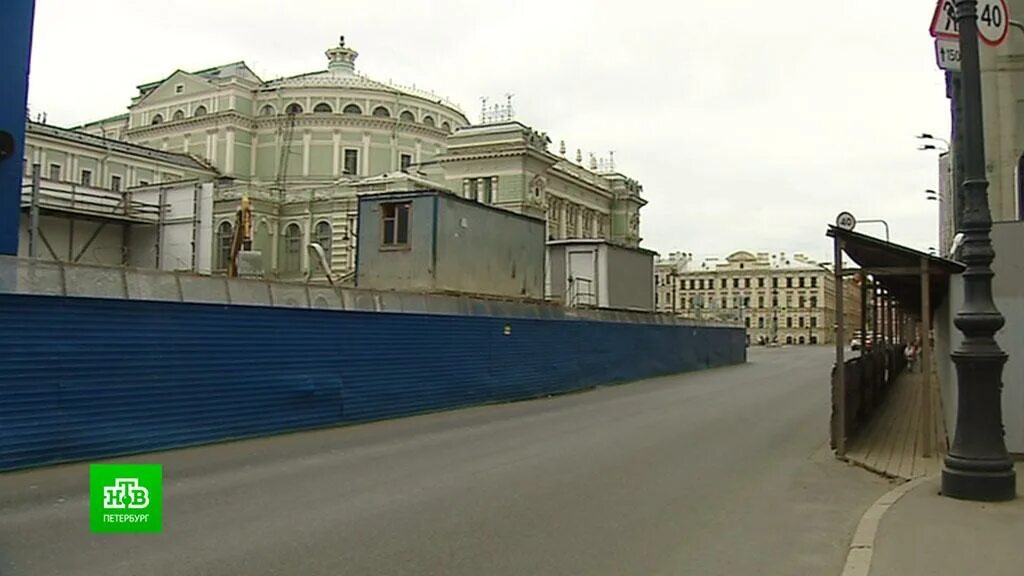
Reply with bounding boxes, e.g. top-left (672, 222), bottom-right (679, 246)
top-left (942, 0), bottom-right (1016, 502)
